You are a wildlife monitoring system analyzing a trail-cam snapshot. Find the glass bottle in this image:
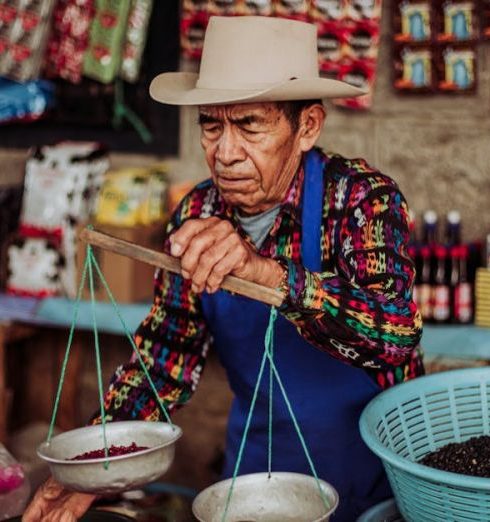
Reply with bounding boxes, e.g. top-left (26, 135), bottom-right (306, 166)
top-left (453, 244), bottom-right (473, 324)
top-left (422, 210), bottom-right (438, 245)
top-left (417, 245), bottom-right (432, 321)
top-left (432, 245), bottom-right (451, 323)
top-left (445, 210), bottom-right (461, 245)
